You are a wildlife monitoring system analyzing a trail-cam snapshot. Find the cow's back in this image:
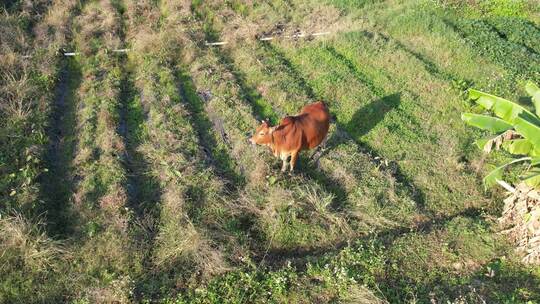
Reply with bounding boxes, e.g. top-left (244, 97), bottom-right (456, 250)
top-left (301, 101), bottom-right (330, 123)
top-left (273, 101), bottom-right (330, 153)
top-left (299, 101), bottom-right (330, 149)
